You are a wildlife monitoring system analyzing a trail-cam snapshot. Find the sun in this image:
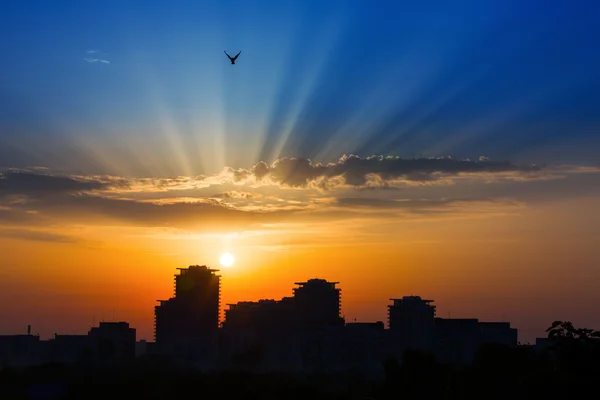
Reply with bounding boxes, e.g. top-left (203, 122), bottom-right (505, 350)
top-left (219, 252), bottom-right (235, 267)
